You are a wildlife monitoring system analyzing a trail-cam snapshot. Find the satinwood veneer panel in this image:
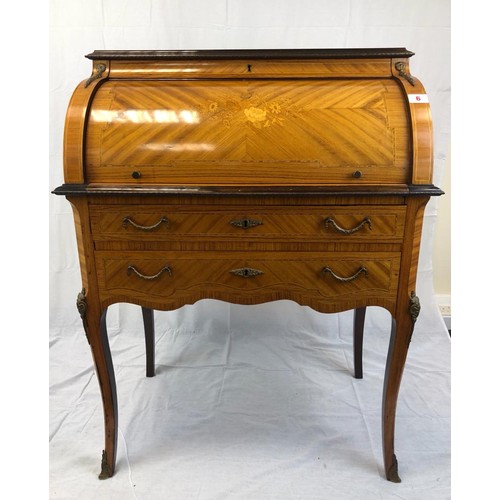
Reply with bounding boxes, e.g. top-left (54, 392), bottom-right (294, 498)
top-left (90, 205), bottom-right (406, 242)
top-left (85, 79), bottom-right (410, 186)
top-left (95, 250), bottom-right (400, 313)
